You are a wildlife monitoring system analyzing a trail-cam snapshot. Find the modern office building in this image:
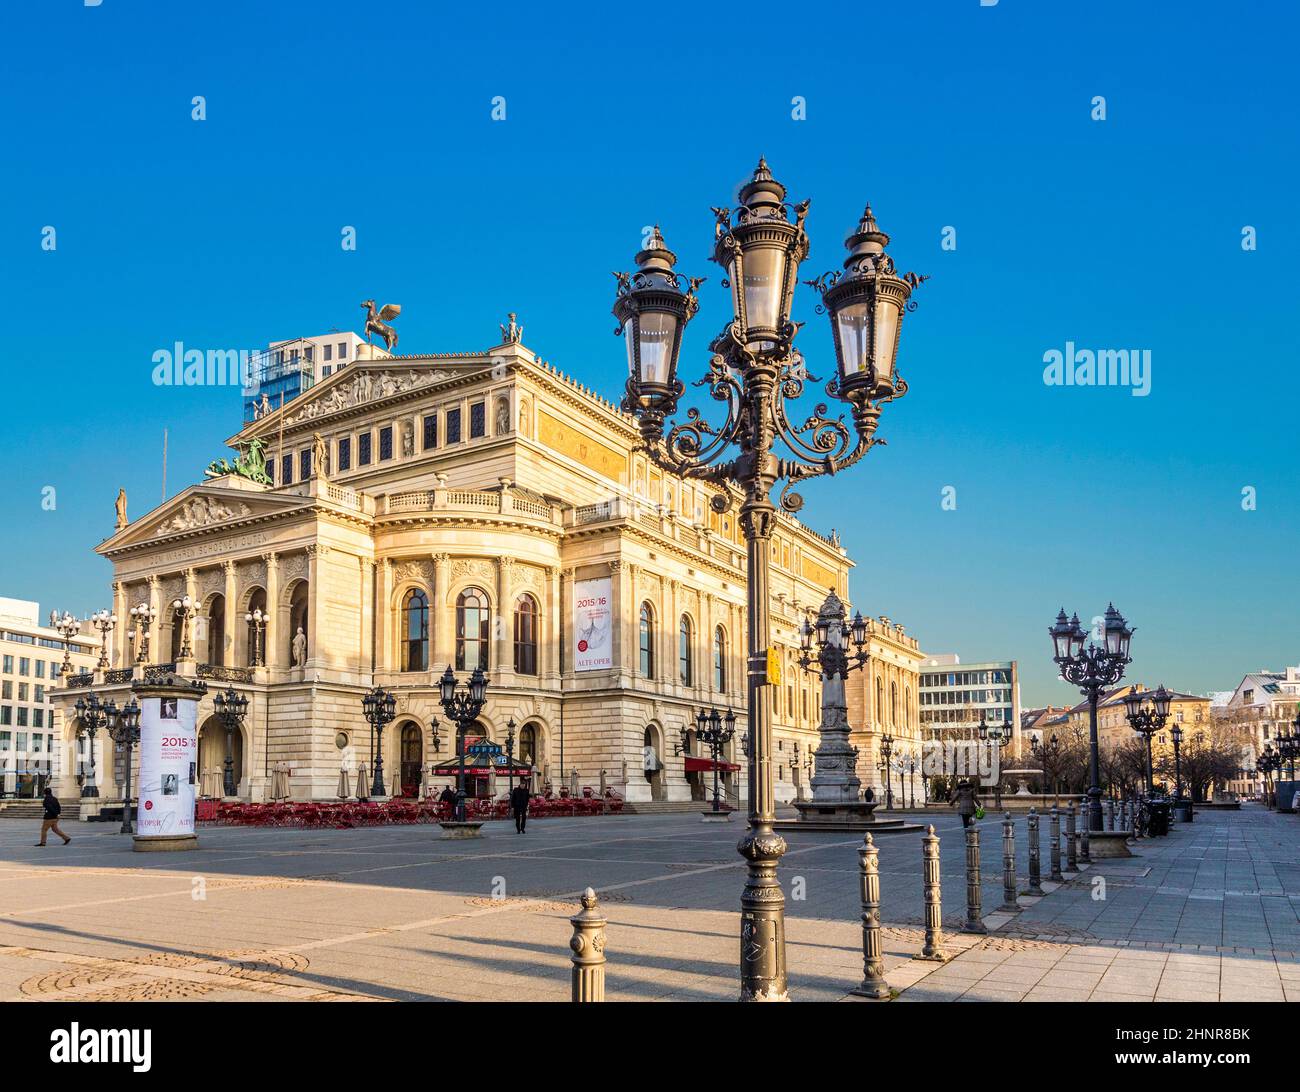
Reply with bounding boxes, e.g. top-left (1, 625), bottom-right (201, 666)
top-left (243, 332), bottom-right (373, 424)
top-left (918, 653), bottom-right (1021, 749)
top-left (0, 599), bottom-right (101, 798)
